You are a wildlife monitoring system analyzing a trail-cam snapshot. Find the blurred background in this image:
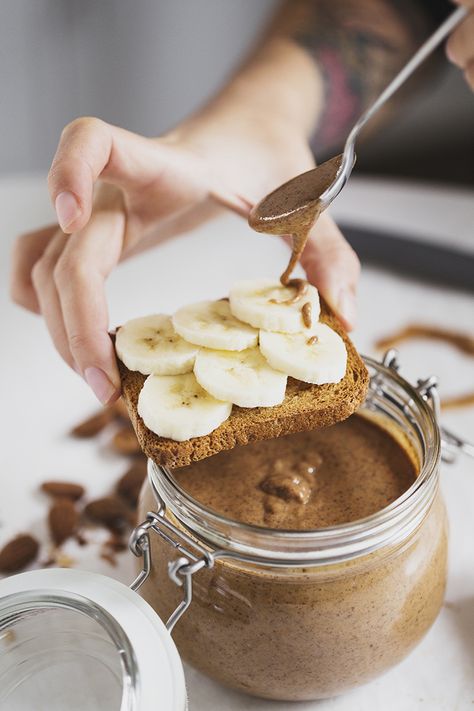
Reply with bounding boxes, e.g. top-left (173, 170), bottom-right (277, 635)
top-left (1, 0), bottom-right (473, 184)
top-left (0, 8), bottom-right (473, 708)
